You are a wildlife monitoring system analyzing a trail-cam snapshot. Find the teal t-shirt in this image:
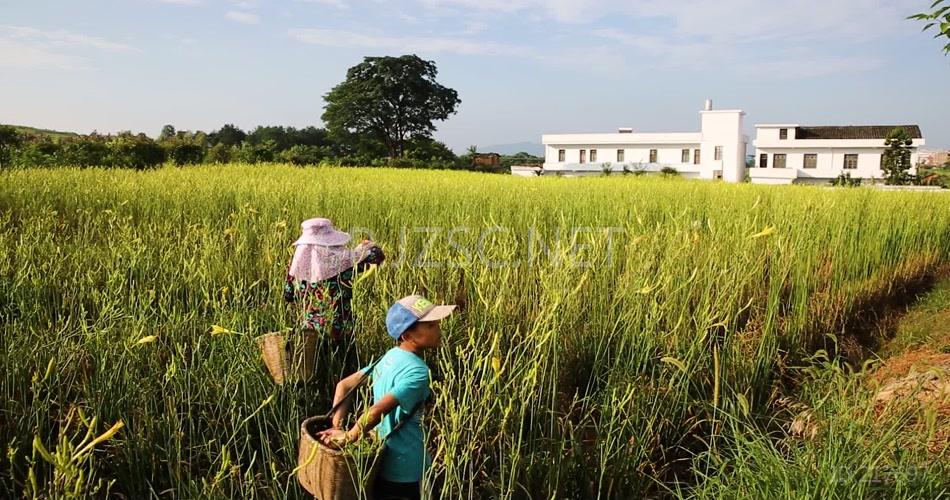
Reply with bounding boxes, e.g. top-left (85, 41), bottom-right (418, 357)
top-left (362, 347), bottom-right (431, 483)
